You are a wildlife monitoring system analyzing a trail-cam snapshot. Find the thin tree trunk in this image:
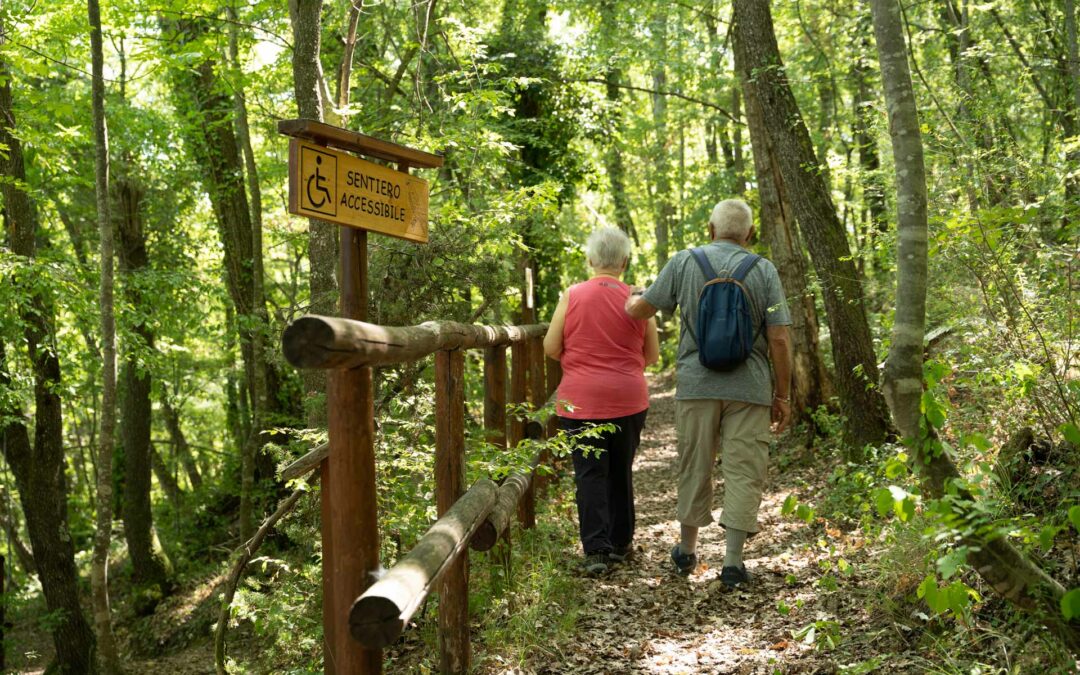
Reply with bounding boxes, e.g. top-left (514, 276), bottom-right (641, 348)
top-left (227, 4), bottom-right (271, 542)
top-left (88, 0), bottom-right (121, 668)
top-left (733, 0), bottom-right (892, 450)
top-left (149, 447), bottom-right (183, 509)
top-left (290, 0), bottom-right (335, 431)
top-left (0, 499), bottom-right (35, 575)
top-left (0, 40), bottom-right (98, 672)
top-left (737, 44), bottom-right (829, 425)
top-left (337, 0), bottom-right (363, 110)
top-left (160, 15), bottom-right (273, 540)
top-left (650, 11), bottom-right (674, 270)
top-left (161, 396), bottom-right (202, 490)
top-left (1065, 0), bottom-right (1080, 219)
top-left (872, 0), bottom-right (1079, 650)
top-left (115, 178), bottom-right (173, 594)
